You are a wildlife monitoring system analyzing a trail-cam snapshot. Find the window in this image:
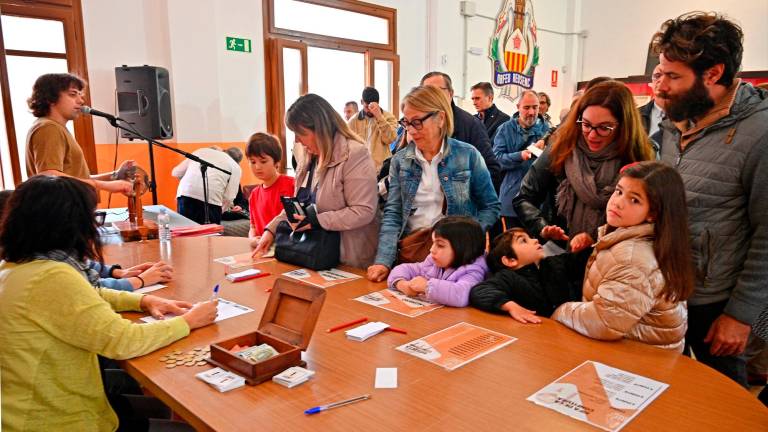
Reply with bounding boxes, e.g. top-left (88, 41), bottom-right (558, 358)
top-left (0, 0), bottom-right (93, 188)
top-left (264, 0), bottom-right (399, 173)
